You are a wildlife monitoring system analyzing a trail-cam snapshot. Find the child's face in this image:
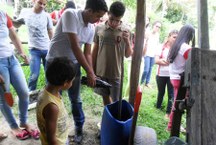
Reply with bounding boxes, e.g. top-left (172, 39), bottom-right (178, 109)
top-left (108, 13), bottom-right (122, 29)
top-left (62, 79), bottom-right (73, 90)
